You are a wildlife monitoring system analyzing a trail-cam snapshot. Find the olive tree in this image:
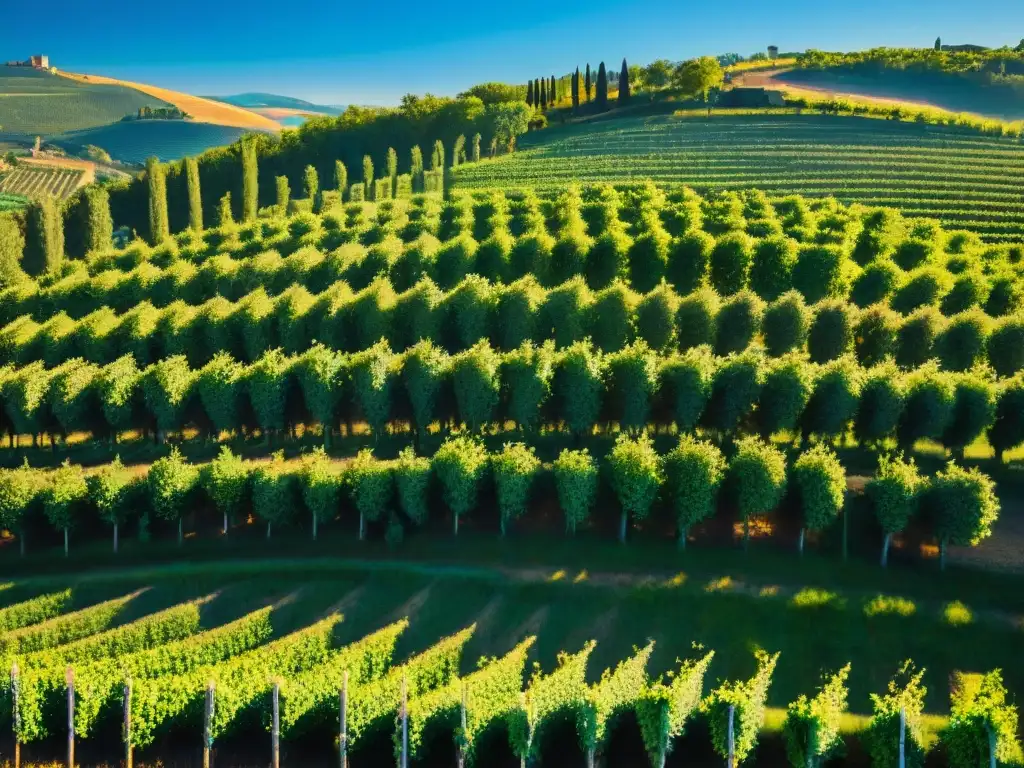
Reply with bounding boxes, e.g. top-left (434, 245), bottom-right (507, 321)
top-left (867, 453), bottom-right (922, 567)
top-left (553, 448), bottom-right (598, 535)
top-left (433, 435), bottom-right (488, 535)
top-left (492, 442), bottom-right (541, 535)
top-left (729, 436), bottom-right (787, 549)
top-left (608, 432), bottom-right (663, 544)
top-left (663, 435), bottom-right (726, 548)
top-left (790, 445), bottom-right (845, 556)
